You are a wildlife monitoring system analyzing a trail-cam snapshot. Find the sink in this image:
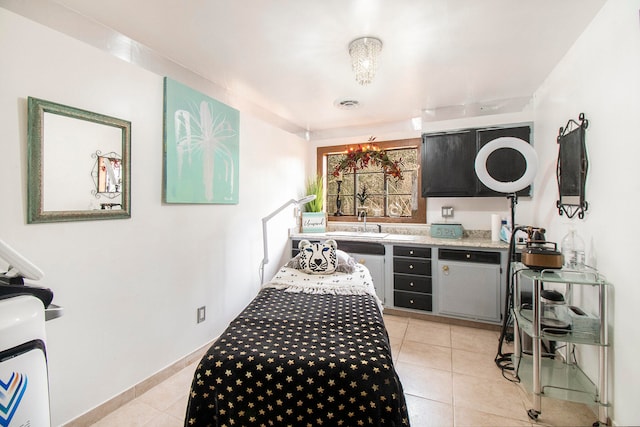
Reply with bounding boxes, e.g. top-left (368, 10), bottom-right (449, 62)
top-left (383, 234), bottom-right (419, 241)
top-left (325, 231), bottom-right (389, 239)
